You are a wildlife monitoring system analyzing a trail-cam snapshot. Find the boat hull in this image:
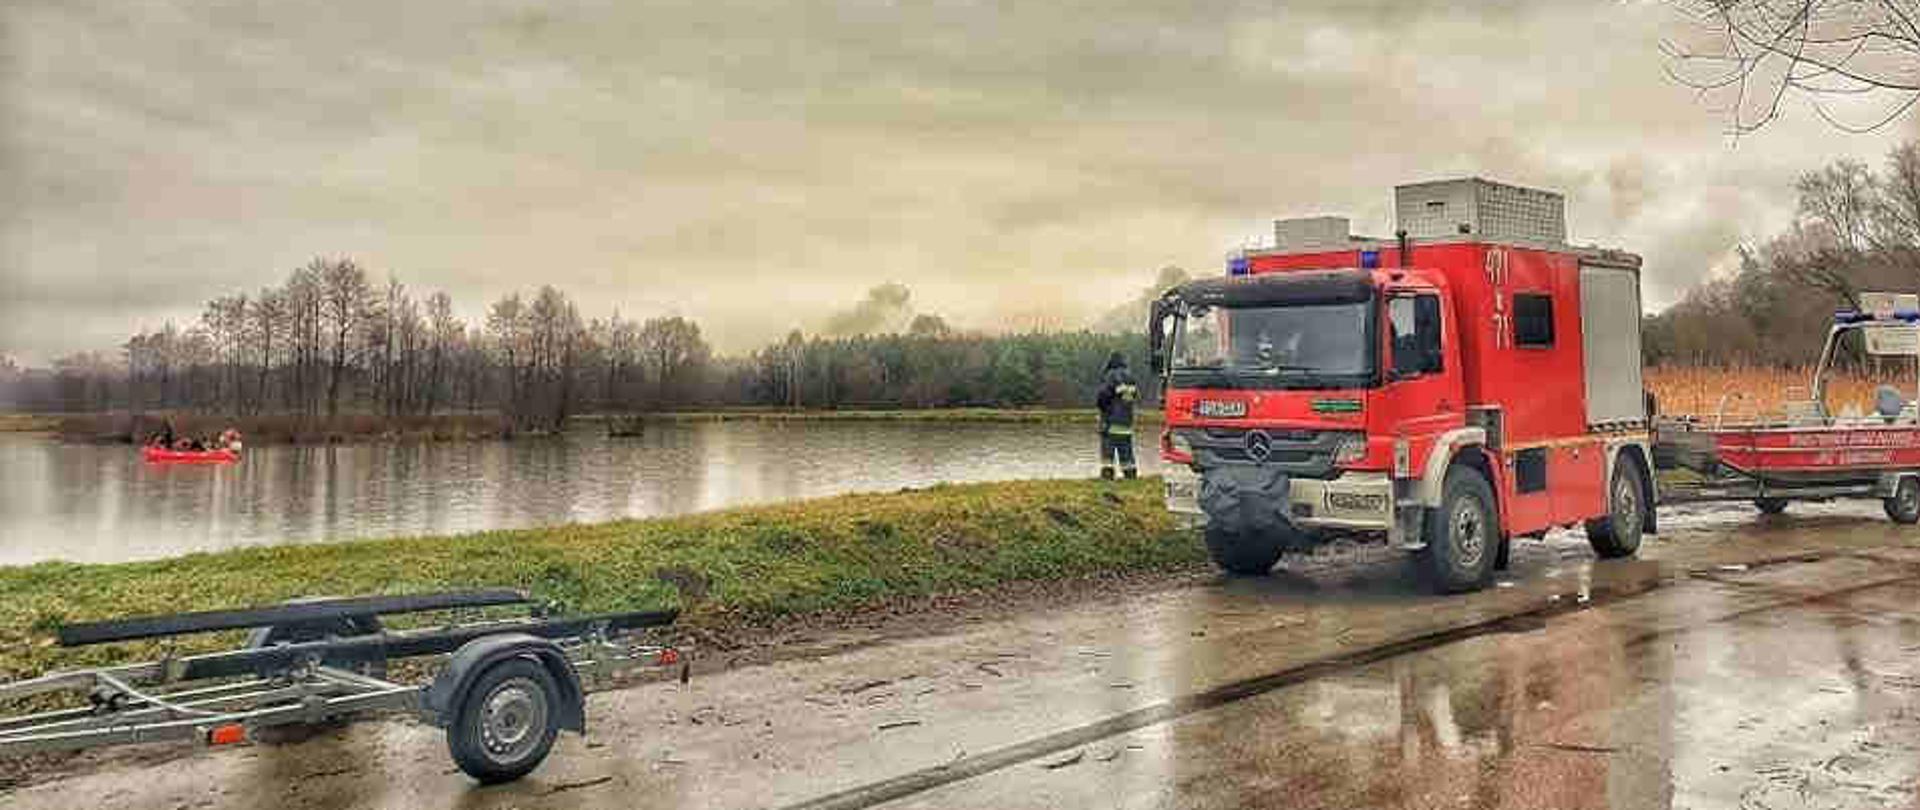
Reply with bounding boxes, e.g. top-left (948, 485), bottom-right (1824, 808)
top-left (1713, 425), bottom-right (1920, 484)
top-left (142, 447), bottom-right (240, 464)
